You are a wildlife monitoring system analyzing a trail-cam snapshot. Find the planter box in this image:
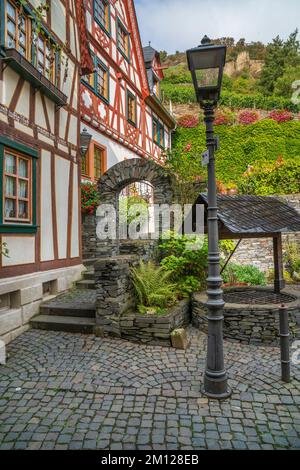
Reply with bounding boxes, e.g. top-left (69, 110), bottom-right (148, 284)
top-left (120, 299), bottom-right (191, 346)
